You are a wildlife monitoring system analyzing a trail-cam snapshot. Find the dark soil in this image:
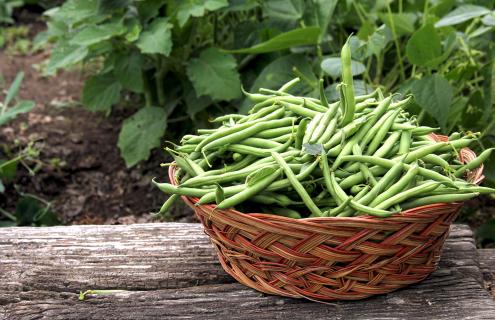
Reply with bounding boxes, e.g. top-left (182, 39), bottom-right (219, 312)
top-left (0, 12), bottom-right (194, 225)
